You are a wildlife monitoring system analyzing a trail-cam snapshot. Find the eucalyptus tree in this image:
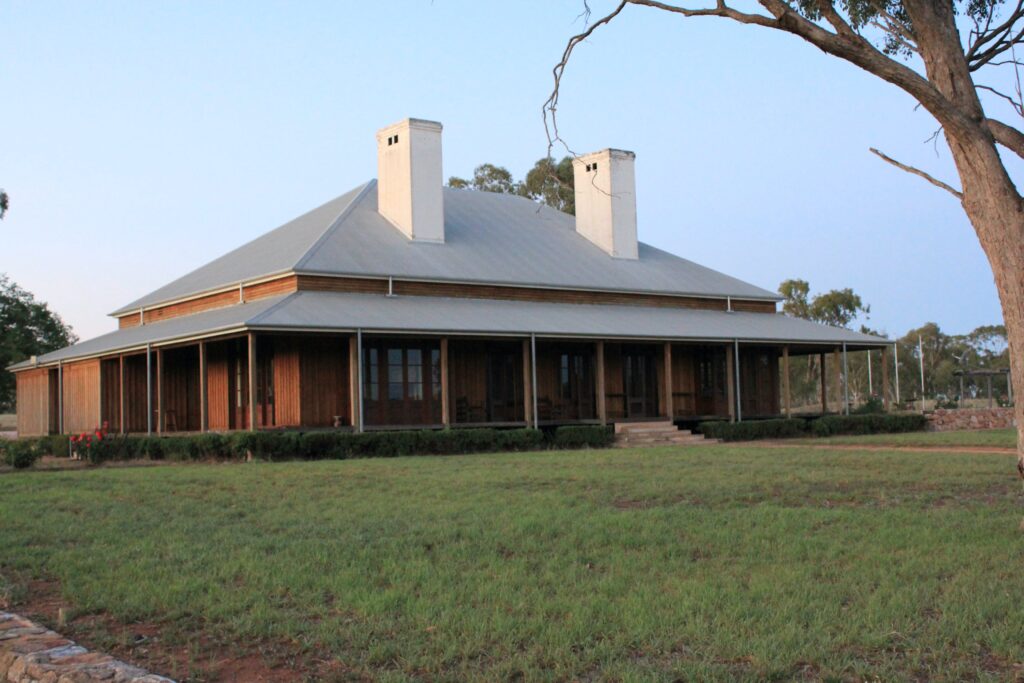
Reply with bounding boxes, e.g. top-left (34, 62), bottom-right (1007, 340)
top-left (546, 0), bottom-right (1024, 469)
